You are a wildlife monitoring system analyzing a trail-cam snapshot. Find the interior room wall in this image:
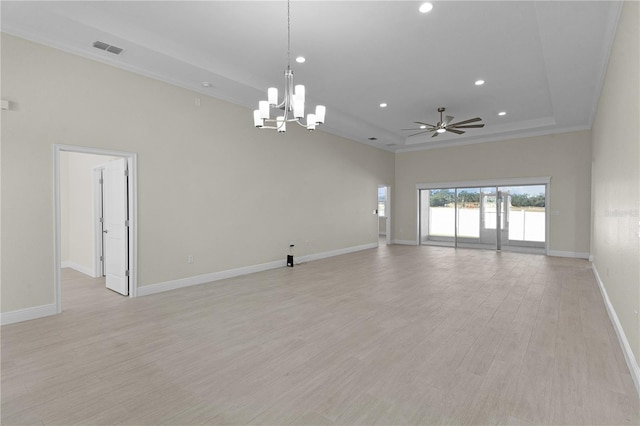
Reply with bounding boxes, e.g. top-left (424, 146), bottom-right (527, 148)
top-left (0, 34), bottom-right (395, 314)
top-left (60, 152), bottom-right (118, 277)
top-left (591, 1), bottom-right (639, 373)
top-left (393, 130), bottom-right (592, 256)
